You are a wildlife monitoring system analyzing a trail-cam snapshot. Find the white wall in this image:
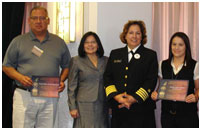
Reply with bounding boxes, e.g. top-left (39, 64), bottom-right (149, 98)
top-left (97, 2), bottom-right (153, 56)
top-left (84, 2), bottom-right (98, 33)
top-left (47, 2), bottom-right (57, 34)
top-left (22, 2), bottom-right (153, 58)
